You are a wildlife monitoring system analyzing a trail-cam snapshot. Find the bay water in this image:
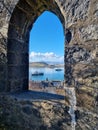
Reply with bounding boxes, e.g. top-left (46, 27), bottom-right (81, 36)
top-left (29, 67), bottom-right (64, 81)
